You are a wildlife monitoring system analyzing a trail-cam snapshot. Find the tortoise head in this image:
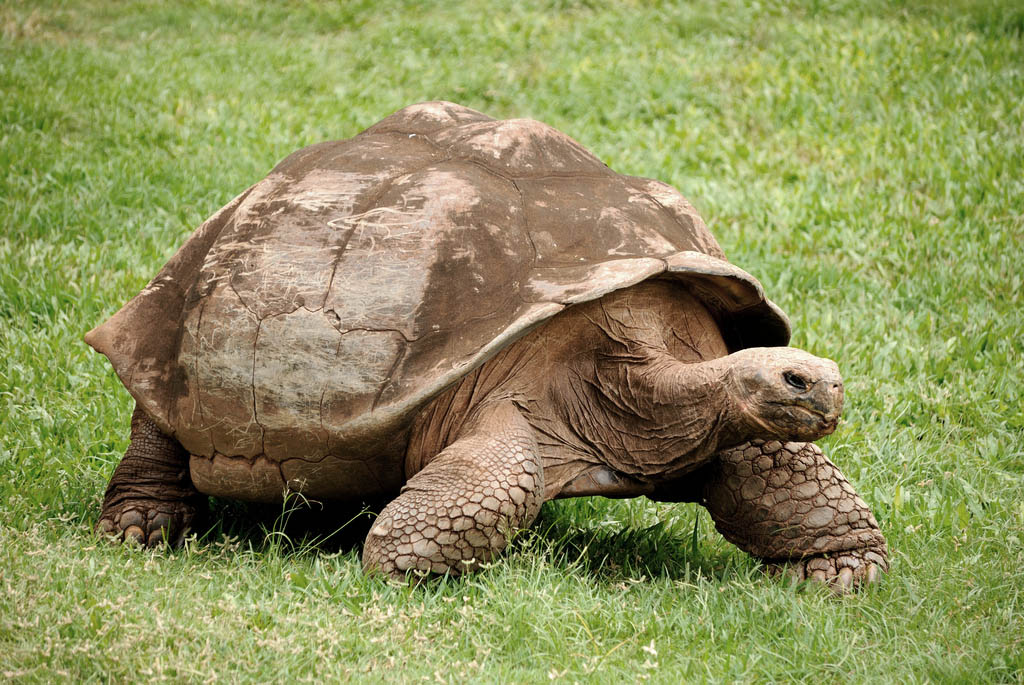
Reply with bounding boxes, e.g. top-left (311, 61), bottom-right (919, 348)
top-left (724, 347), bottom-right (844, 442)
